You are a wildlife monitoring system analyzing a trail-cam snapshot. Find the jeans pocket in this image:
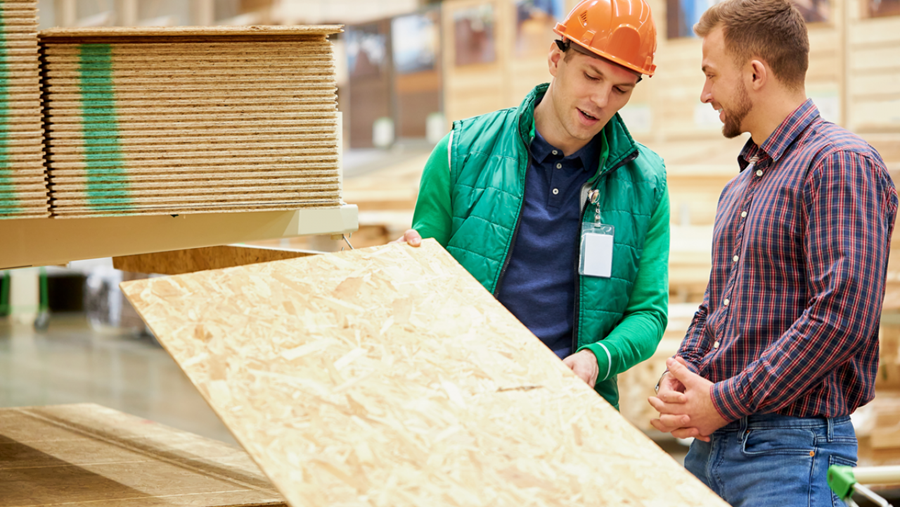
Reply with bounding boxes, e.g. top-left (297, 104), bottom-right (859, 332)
top-left (741, 427), bottom-right (817, 456)
top-left (830, 454), bottom-right (857, 507)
